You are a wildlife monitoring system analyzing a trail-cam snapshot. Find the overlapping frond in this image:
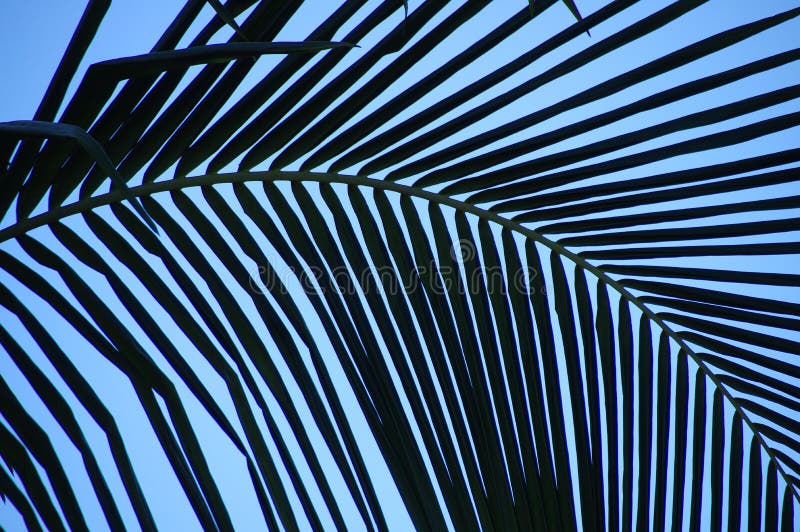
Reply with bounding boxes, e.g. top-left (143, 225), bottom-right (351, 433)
top-left (1, 1), bottom-right (799, 530)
